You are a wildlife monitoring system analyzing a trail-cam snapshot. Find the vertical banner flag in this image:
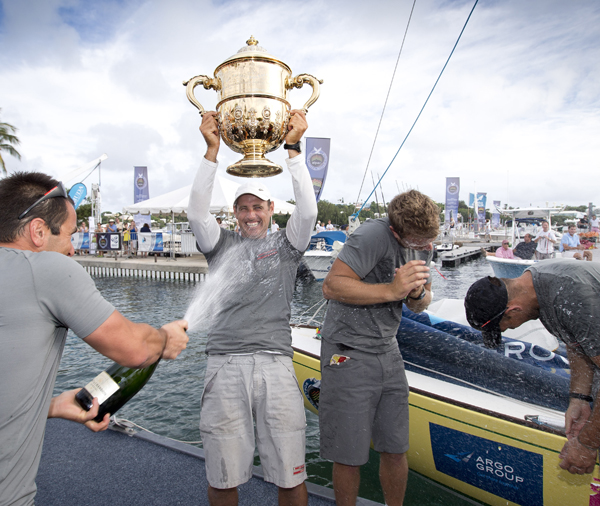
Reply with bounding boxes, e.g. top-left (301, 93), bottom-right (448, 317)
top-left (134, 166), bottom-right (149, 203)
top-left (492, 200), bottom-right (501, 228)
top-left (305, 138), bottom-right (331, 202)
top-left (477, 193), bottom-right (487, 224)
top-left (445, 177), bottom-right (460, 223)
top-left (469, 193), bottom-right (475, 207)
